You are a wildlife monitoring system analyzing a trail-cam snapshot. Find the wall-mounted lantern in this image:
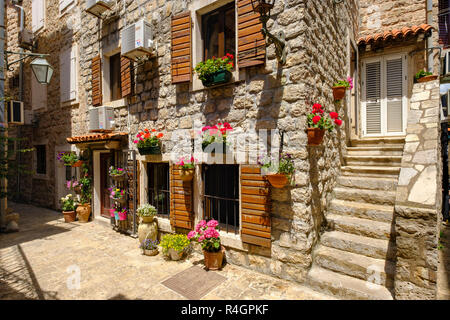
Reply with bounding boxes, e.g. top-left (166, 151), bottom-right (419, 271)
top-left (250, 0), bottom-right (287, 65)
top-left (5, 51), bottom-right (54, 84)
